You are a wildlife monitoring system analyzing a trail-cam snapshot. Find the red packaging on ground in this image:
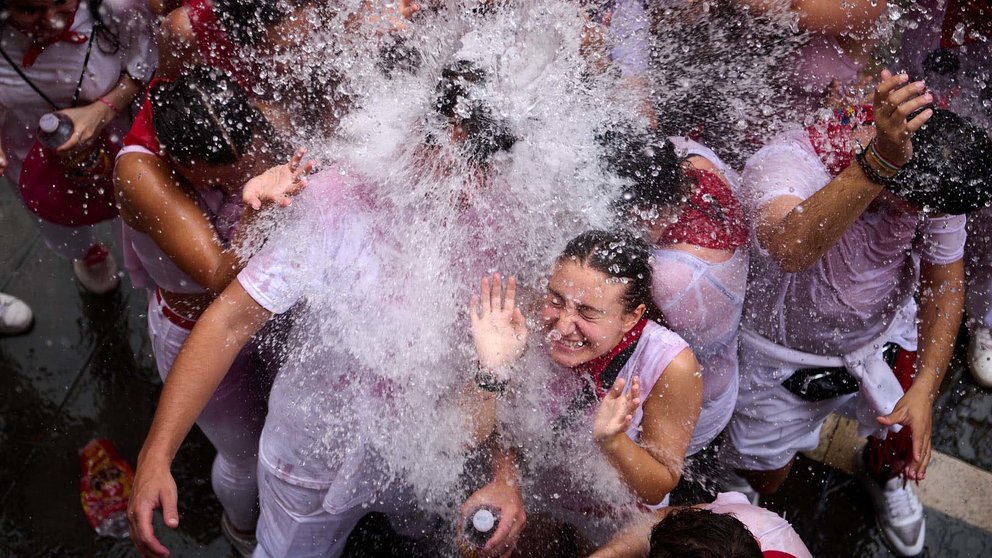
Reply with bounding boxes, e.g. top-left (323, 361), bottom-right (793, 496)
top-left (79, 438), bottom-right (134, 538)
